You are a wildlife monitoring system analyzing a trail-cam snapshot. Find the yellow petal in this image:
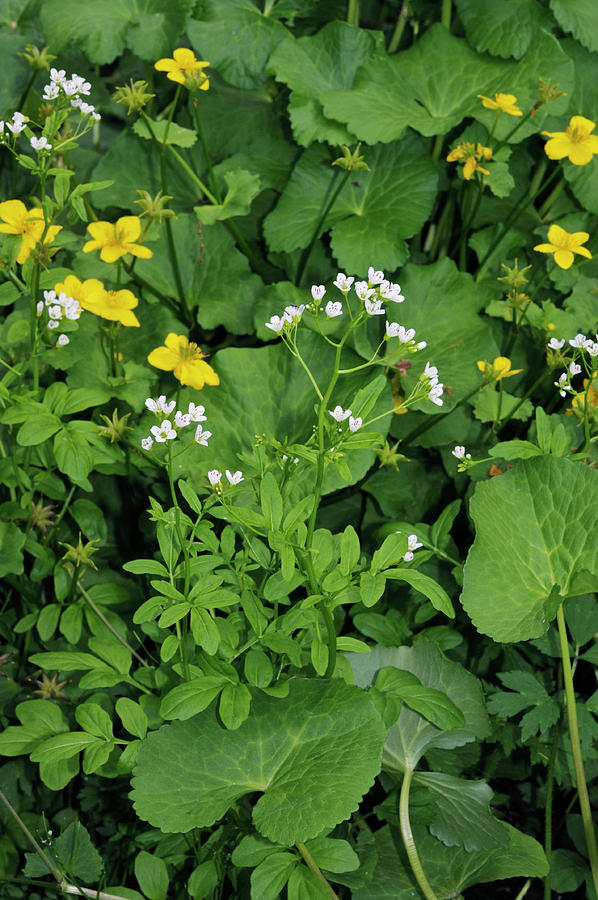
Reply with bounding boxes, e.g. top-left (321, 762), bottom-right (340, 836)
top-left (547, 224), bottom-right (567, 245)
top-left (553, 249), bottom-right (574, 269)
top-left (154, 58), bottom-right (176, 72)
top-left (116, 216), bottom-right (142, 243)
top-left (569, 115), bottom-right (596, 135)
top-left (148, 345), bottom-right (179, 371)
top-left (165, 333), bottom-right (187, 354)
top-left (543, 136), bottom-right (570, 160)
top-left (87, 221), bottom-right (115, 244)
top-left (82, 239), bottom-right (101, 254)
top-left (575, 246), bottom-right (592, 259)
top-left (533, 243), bottom-right (555, 254)
top-left (100, 244), bottom-right (127, 263)
top-left (568, 144), bottom-right (597, 166)
top-left (0, 199), bottom-right (28, 230)
top-left (173, 48), bottom-right (198, 68)
top-left (126, 243), bottom-right (153, 259)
